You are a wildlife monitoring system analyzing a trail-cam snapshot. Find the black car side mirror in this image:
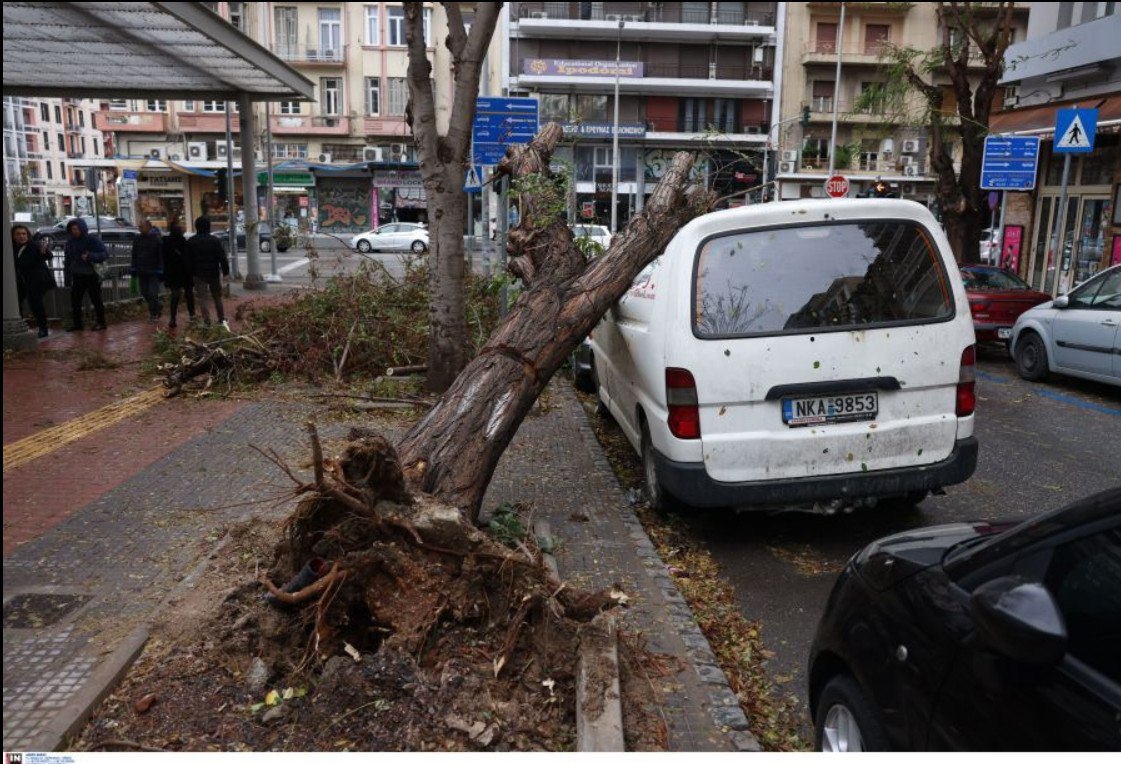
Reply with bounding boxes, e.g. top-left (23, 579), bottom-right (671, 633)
top-left (971, 577), bottom-right (1066, 665)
